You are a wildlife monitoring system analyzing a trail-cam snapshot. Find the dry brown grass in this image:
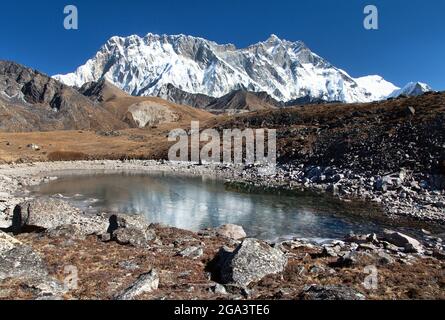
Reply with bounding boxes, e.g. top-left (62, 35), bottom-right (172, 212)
top-left (47, 151), bottom-right (90, 161)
